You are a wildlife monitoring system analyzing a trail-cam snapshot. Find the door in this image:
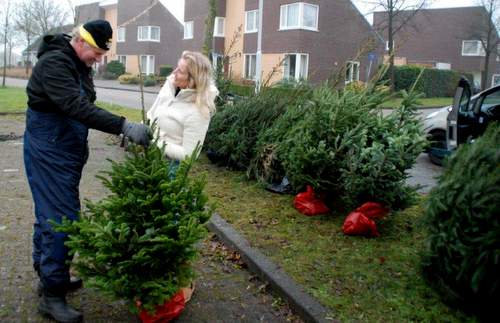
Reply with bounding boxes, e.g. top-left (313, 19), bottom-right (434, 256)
top-left (447, 77), bottom-right (471, 150)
